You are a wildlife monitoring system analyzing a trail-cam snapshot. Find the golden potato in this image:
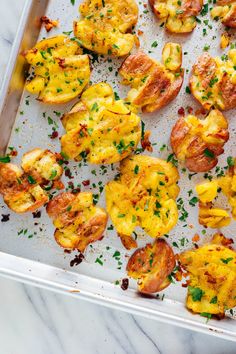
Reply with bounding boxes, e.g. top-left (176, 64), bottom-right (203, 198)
top-left (0, 149), bottom-right (63, 213)
top-left (24, 35), bottom-right (90, 103)
top-left (119, 44), bottom-right (184, 113)
top-left (61, 82), bottom-right (141, 164)
top-left (170, 109), bottom-right (229, 172)
top-left (105, 155), bottom-right (179, 248)
top-left (21, 148), bottom-right (63, 184)
top-left (73, 0), bottom-right (138, 56)
top-left (211, 0), bottom-right (236, 28)
top-left (149, 0), bottom-right (203, 33)
top-left (196, 159), bottom-right (236, 227)
top-left (180, 234), bottom-right (236, 316)
top-left (46, 192), bottom-right (108, 252)
top-left (127, 239), bottom-right (176, 293)
top-left (190, 50), bottom-right (236, 110)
